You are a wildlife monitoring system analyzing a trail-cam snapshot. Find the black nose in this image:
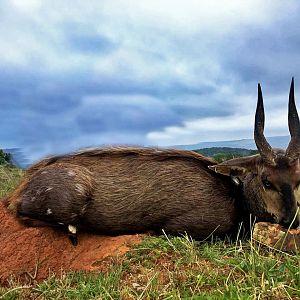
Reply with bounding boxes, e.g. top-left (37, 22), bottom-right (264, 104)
top-left (282, 218), bottom-right (299, 229)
